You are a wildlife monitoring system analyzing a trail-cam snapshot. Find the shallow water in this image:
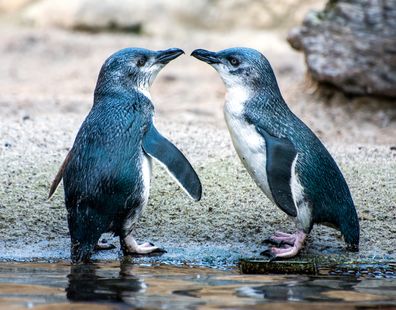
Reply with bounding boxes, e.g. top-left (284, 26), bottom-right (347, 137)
top-left (0, 261), bottom-right (395, 309)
